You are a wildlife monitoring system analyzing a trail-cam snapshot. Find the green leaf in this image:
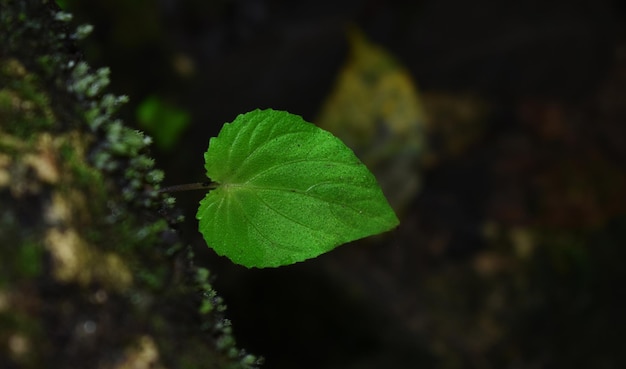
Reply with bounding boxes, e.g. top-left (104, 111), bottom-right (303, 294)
top-left (196, 109), bottom-right (399, 268)
top-left (136, 95), bottom-right (190, 151)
